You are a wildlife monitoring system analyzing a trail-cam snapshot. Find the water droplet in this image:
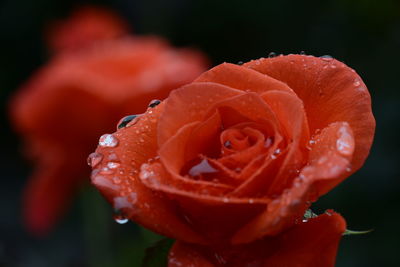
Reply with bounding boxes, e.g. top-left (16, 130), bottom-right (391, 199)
top-left (237, 61), bottom-right (244, 65)
top-left (140, 163), bottom-right (154, 181)
top-left (148, 99), bottom-right (161, 108)
top-left (224, 140), bottom-right (232, 149)
top-left (107, 162), bottom-right (120, 169)
top-left (113, 214), bottom-right (128, 224)
top-left (325, 209), bottom-right (334, 216)
top-left (271, 148), bottom-right (281, 159)
top-left (222, 197), bottom-right (229, 203)
top-left (353, 80), bottom-right (361, 87)
top-left (336, 126), bottom-right (354, 156)
top-left (268, 52), bottom-right (277, 58)
top-left (188, 159), bottom-right (218, 177)
top-left (248, 198), bottom-right (254, 204)
top-left (87, 152), bottom-right (103, 167)
top-left (318, 156), bottom-right (328, 164)
top-left (214, 253), bottom-right (227, 265)
top-left (117, 115), bottom-right (139, 129)
top-left (320, 55), bottom-right (333, 61)
top-left (112, 176), bottom-right (121, 184)
top-left (100, 167), bottom-right (114, 175)
top-left (264, 137), bottom-right (273, 148)
top-left (99, 134), bottom-right (119, 147)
